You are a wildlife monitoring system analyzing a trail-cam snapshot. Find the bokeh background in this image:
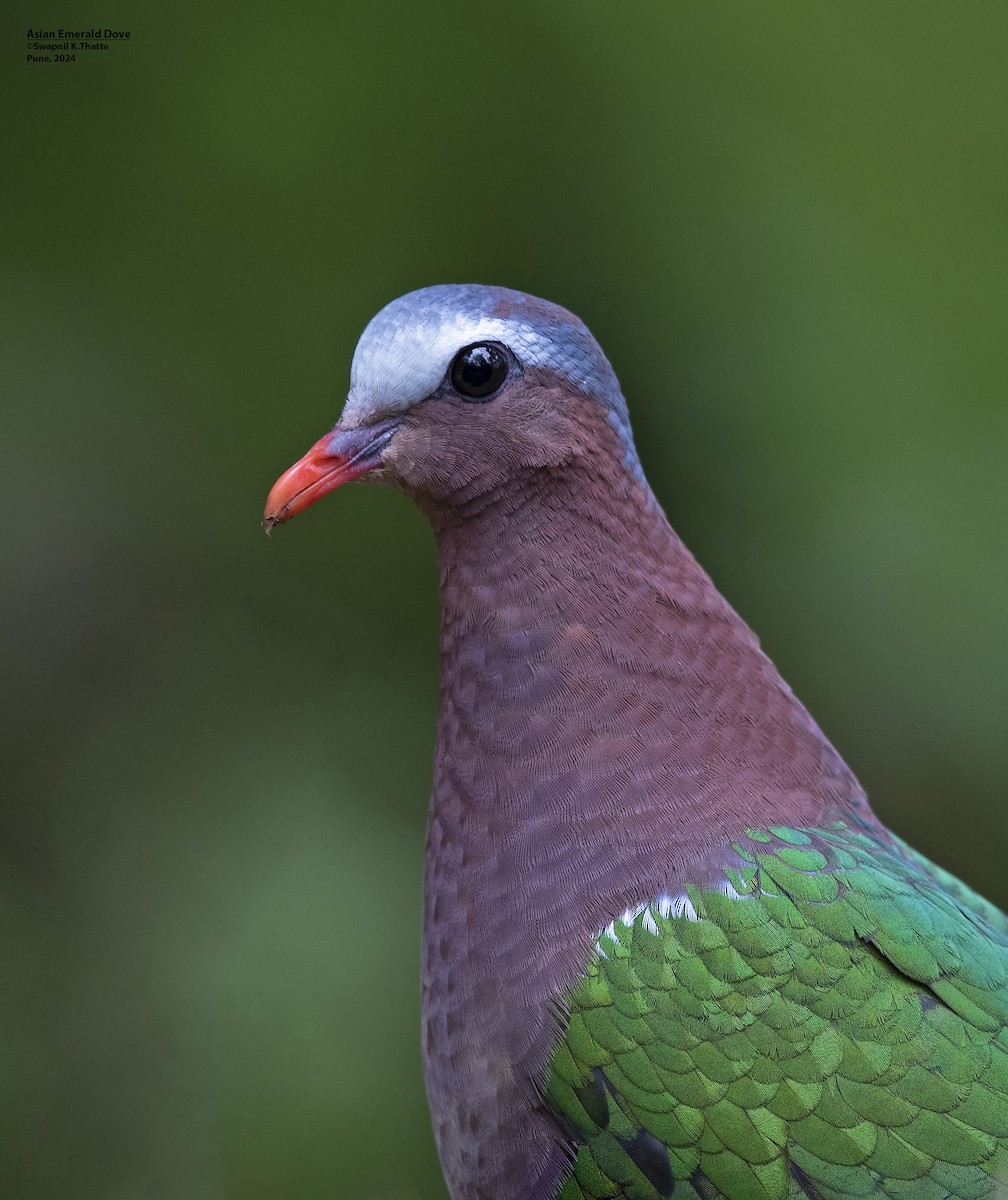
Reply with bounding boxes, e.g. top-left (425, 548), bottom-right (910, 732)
top-left (4, 3), bottom-right (1007, 1197)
